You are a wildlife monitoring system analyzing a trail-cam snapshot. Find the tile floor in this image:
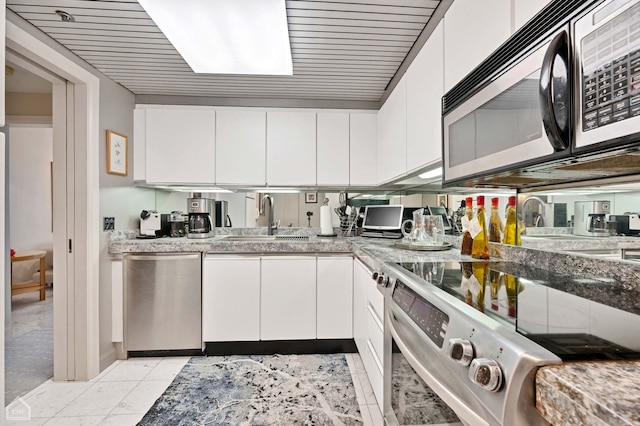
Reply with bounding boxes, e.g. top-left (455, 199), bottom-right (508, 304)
top-left (5, 353), bottom-right (384, 425)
